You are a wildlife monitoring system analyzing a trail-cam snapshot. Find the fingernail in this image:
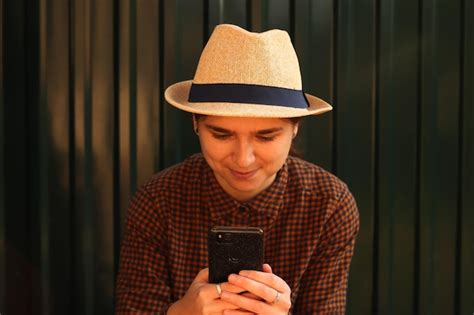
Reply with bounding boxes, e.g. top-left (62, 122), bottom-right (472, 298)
top-left (228, 274), bottom-right (237, 282)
